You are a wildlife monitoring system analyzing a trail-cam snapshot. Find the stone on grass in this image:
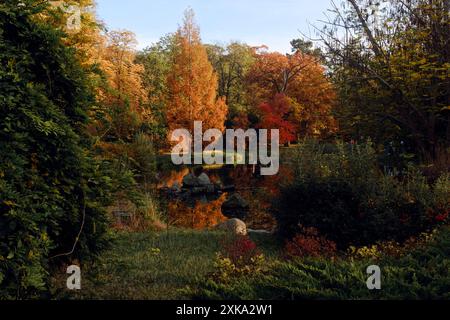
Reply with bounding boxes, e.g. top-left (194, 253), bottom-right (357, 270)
top-left (215, 218), bottom-right (247, 236)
